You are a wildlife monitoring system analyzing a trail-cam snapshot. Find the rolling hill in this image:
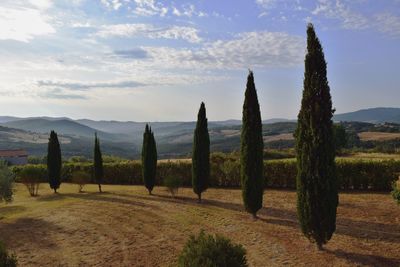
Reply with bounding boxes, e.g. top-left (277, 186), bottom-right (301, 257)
top-left (334, 107), bottom-right (400, 123)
